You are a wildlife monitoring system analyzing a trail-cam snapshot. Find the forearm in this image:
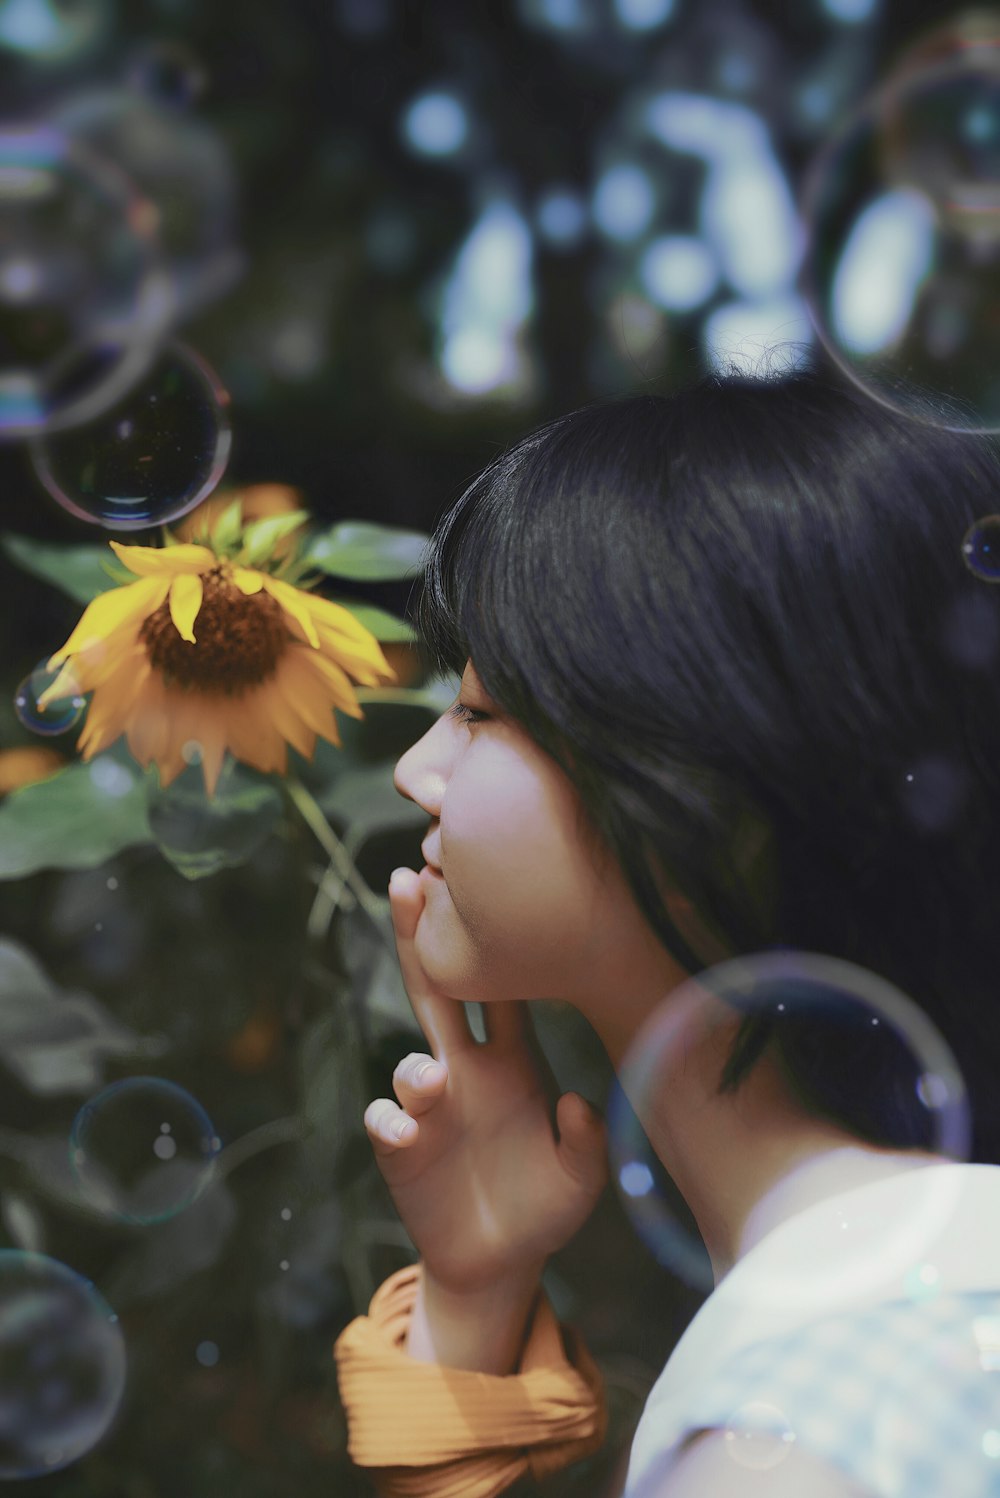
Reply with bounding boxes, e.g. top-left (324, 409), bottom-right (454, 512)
top-left (405, 1263), bottom-right (546, 1374)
